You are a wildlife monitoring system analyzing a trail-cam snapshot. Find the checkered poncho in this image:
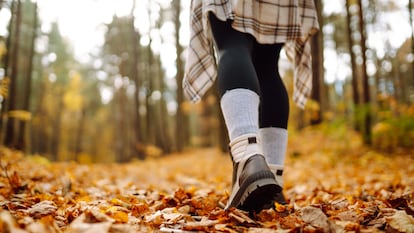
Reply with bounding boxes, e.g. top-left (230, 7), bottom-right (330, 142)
top-left (183, 0), bottom-right (319, 108)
